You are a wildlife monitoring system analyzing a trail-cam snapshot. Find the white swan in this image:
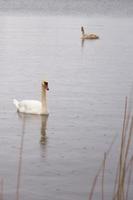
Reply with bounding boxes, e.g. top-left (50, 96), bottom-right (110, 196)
top-left (81, 26), bottom-right (99, 40)
top-left (13, 81), bottom-right (49, 115)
